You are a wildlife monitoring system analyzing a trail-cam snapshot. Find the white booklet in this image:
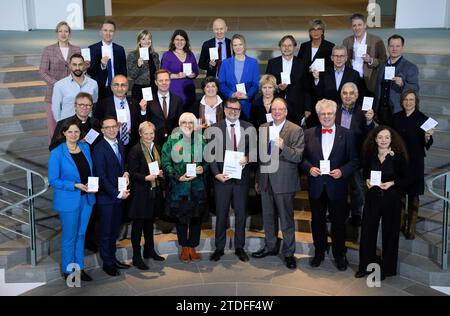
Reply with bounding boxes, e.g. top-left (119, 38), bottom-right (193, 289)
top-left (362, 97), bottom-right (374, 111)
top-left (355, 44), bottom-right (367, 58)
top-left (320, 160), bottom-right (330, 175)
top-left (236, 83), bottom-right (247, 94)
top-left (223, 150), bottom-right (244, 180)
top-left (142, 87), bottom-right (153, 101)
top-left (310, 58), bottom-right (325, 72)
top-left (148, 161), bottom-right (160, 175)
top-left (118, 177), bottom-right (127, 191)
top-left (139, 47), bottom-right (149, 60)
top-left (420, 117), bottom-right (438, 131)
top-left (84, 129), bottom-right (99, 145)
top-left (370, 171), bottom-right (382, 186)
top-left (209, 47), bottom-right (219, 60)
top-left (87, 177), bottom-right (99, 192)
top-left (81, 48), bottom-right (91, 61)
top-left (280, 71), bottom-right (291, 85)
top-left (101, 46), bottom-right (112, 58)
top-left (384, 66), bottom-right (396, 80)
top-left (116, 109), bottom-right (127, 123)
top-left (183, 63), bottom-right (192, 76)
top-left (186, 163), bottom-right (197, 177)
